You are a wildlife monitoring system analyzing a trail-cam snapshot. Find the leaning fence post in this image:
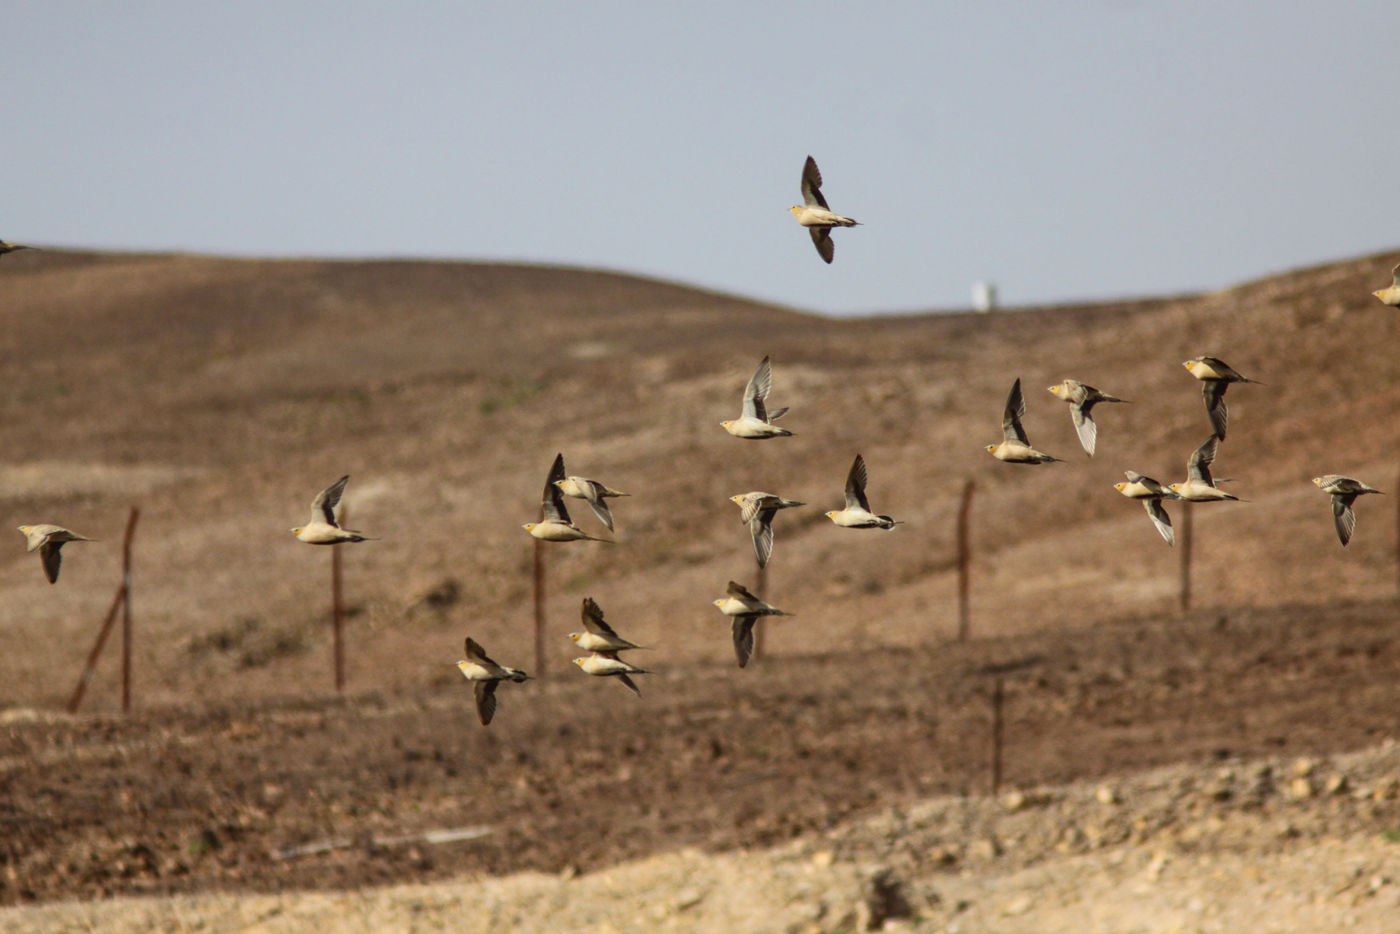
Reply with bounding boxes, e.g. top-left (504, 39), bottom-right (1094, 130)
top-left (120, 507), bottom-right (139, 712)
top-left (67, 586), bottom-right (126, 714)
top-left (69, 507), bottom-right (138, 714)
top-left (752, 563), bottom-right (769, 663)
top-left (533, 522), bottom-right (546, 679)
top-left (957, 479), bottom-right (975, 641)
top-left (331, 506), bottom-right (346, 693)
